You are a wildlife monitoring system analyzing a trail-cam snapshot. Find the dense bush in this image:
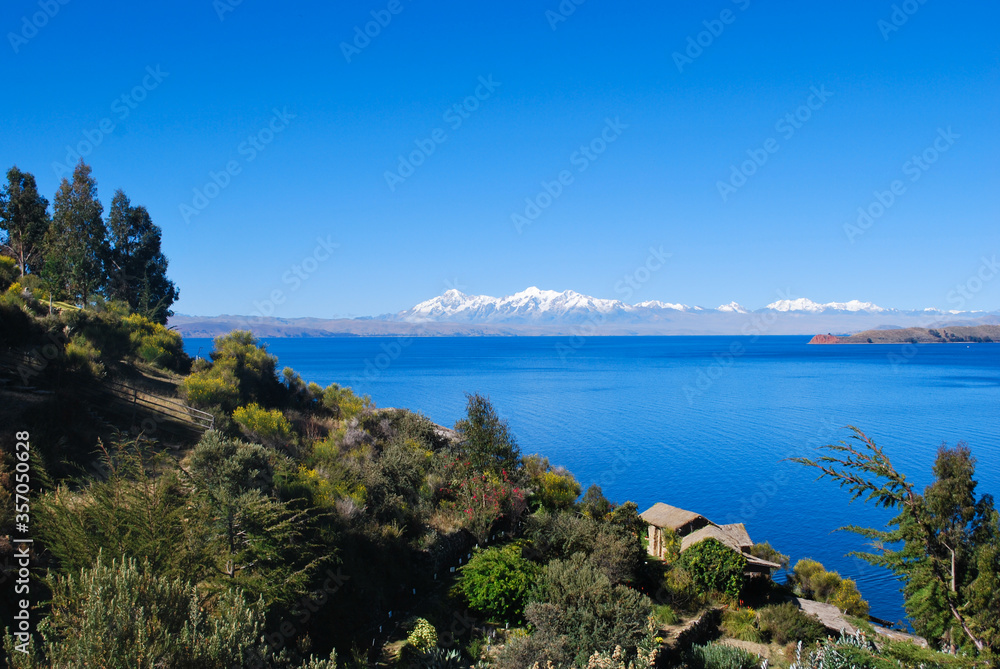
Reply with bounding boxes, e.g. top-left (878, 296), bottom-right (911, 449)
top-left (792, 559), bottom-right (869, 616)
top-left (756, 602), bottom-right (827, 645)
top-left (580, 483), bottom-right (613, 519)
top-left (322, 382), bottom-right (371, 420)
top-left (524, 508), bottom-right (644, 585)
top-left (121, 312), bottom-right (187, 372)
top-left (0, 255), bottom-right (17, 290)
top-left (182, 331), bottom-right (285, 412)
top-left (523, 454), bottom-right (582, 510)
top-left (749, 541), bottom-right (789, 570)
top-left (1, 555), bottom-right (336, 669)
top-left (455, 543), bottom-right (541, 624)
top-left (64, 333), bottom-right (104, 377)
top-left (405, 617), bottom-right (438, 653)
top-left (528, 552), bottom-right (654, 666)
top-left (661, 565), bottom-right (705, 612)
top-left (454, 392), bottom-right (521, 475)
top-left (677, 538), bottom-right (747, 599)
top-left (720, 607), bottom-right (762, 643)
top-left (233, 402), bottom-right (293, 446)
top-left (685, 642), bottom-right (760, 669)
